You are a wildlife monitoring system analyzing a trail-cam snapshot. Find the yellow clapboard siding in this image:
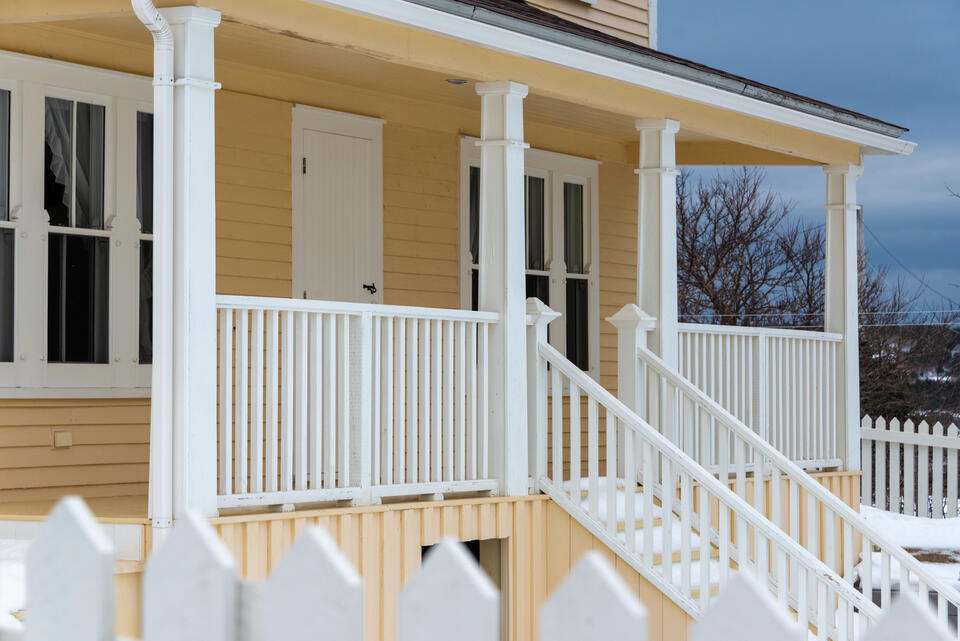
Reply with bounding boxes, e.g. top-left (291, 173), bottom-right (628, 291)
top-left (0, 444), bottom-right (149, 469)
top-left (0, 398), bottom-right (149, 502)
top-left (0, 463), bottom-right (147, 490)
top-left (201, 496), bottom-right (689, 641)
top-left (0, 424), bottom-right (148, 448)
top-left (526, 0), bottom-right (651, 46)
